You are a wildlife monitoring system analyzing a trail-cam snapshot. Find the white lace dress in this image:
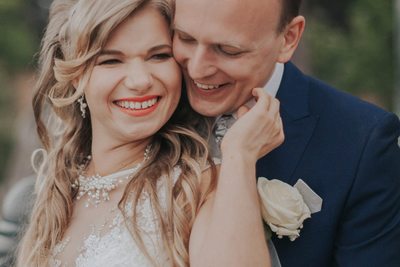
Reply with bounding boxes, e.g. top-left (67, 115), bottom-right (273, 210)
top-left (50, 167), bottom-right (181, 267)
